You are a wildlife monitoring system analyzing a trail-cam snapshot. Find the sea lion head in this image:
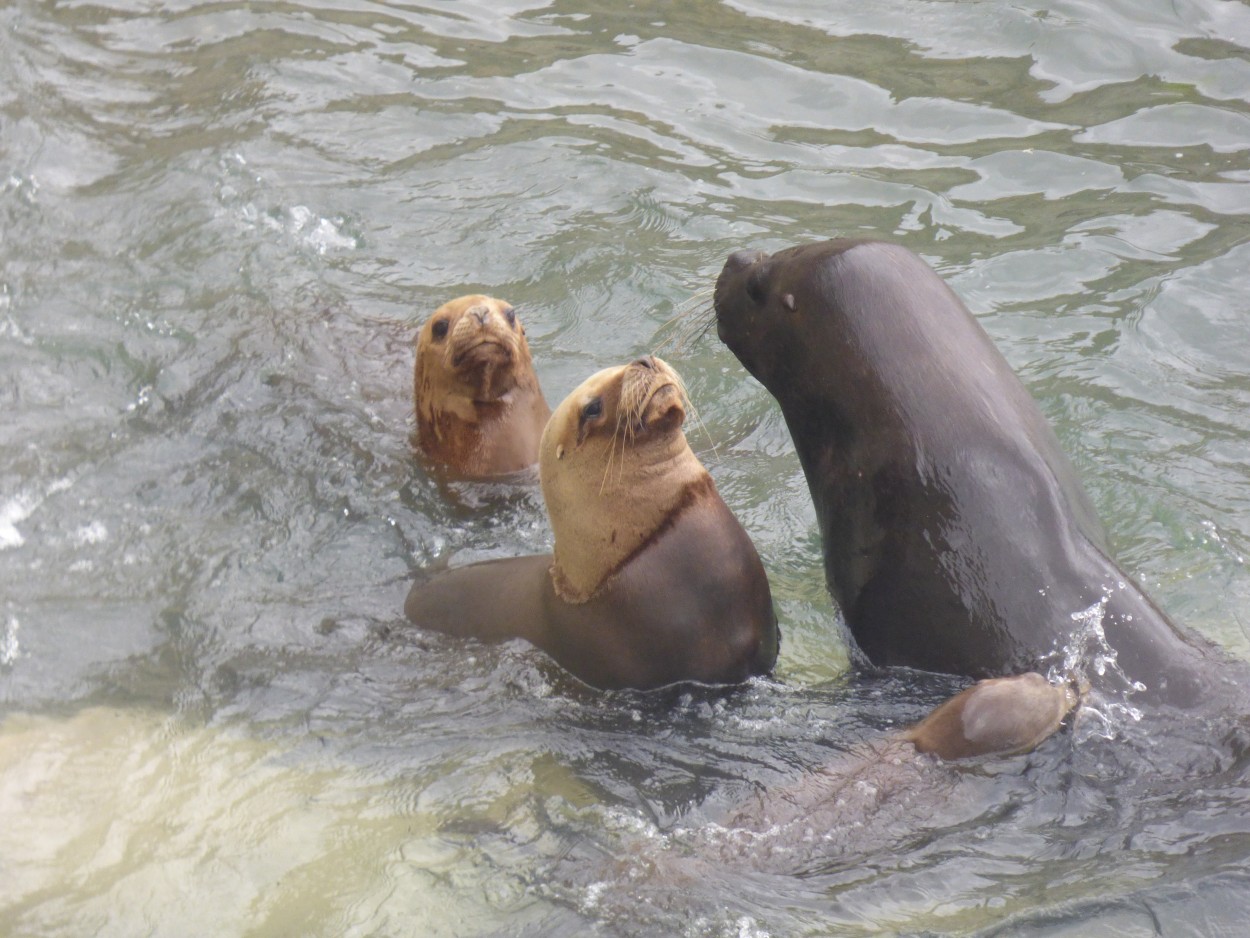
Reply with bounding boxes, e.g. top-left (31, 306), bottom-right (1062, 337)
top-left (540, 355), bottom-right (710, 603)
top-left (415, 294), bottom-right (536, 419)
top-left (714, 239), bottom-right (945, 456)
top-left (713, 241), bottom-right (867, 397)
